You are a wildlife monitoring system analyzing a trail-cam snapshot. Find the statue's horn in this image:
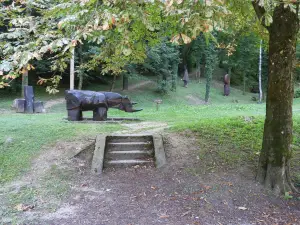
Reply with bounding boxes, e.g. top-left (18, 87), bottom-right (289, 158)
top-left (130, 108), bottom-right (143, 112)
